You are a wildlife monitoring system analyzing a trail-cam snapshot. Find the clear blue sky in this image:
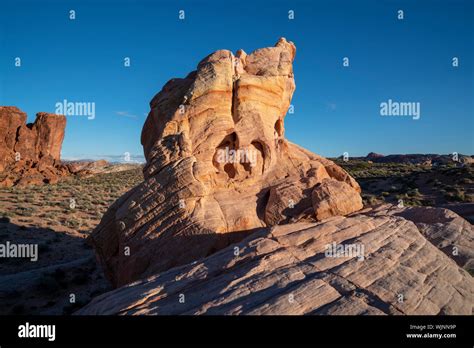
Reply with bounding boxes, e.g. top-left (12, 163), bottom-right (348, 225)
top-left (1, 0), bottom-right (473, 160)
